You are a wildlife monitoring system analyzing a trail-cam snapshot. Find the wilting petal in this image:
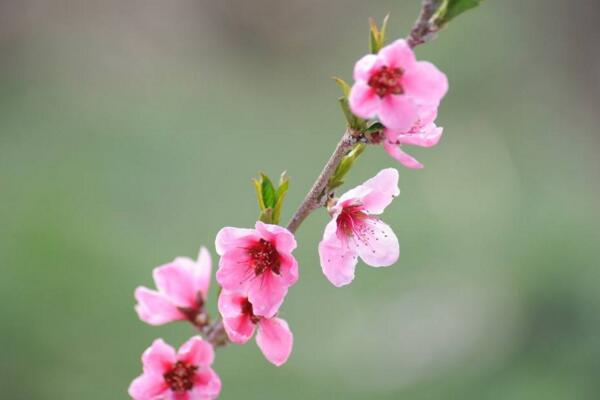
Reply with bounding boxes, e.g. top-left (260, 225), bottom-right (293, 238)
top-left (248, 272), bottom-right (287, 318)
top-left (256, 317), bottom-right (293, 366)
top-left (355, 218), bottom-right (399, 267)
top-left (349, 81), bottom-right (379, 119)
top-left (189, 368), bottom-right (221, 400)
top-left (359, 168), bottom-right (400, 215)
top-left (128, 372), bottom-right (167, 400)
top-left (383, 141), bottom-right (424, 169)
top-left (178, 336), bottom-right (214, 367)
top-left (215, 226), bottom-right (258, 255)
top-left (194, 247), bottom-right (212, 296)
top-left (379, 39), bottom-right (416, 69)
top-left (319, 238), bottom-right (358, 287)
top-left (142, 339), bottom-right (176, 374)
top-left (379, 95), bottom-right (418, 132)
top-left (154, 261), bottom-right (196, 308)
top-left (396, 125), bottom-right (443, 148)
top-left (134, 287), bottom-right (185, 325)
top-left (403, 61), bottom-right (448, 107)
